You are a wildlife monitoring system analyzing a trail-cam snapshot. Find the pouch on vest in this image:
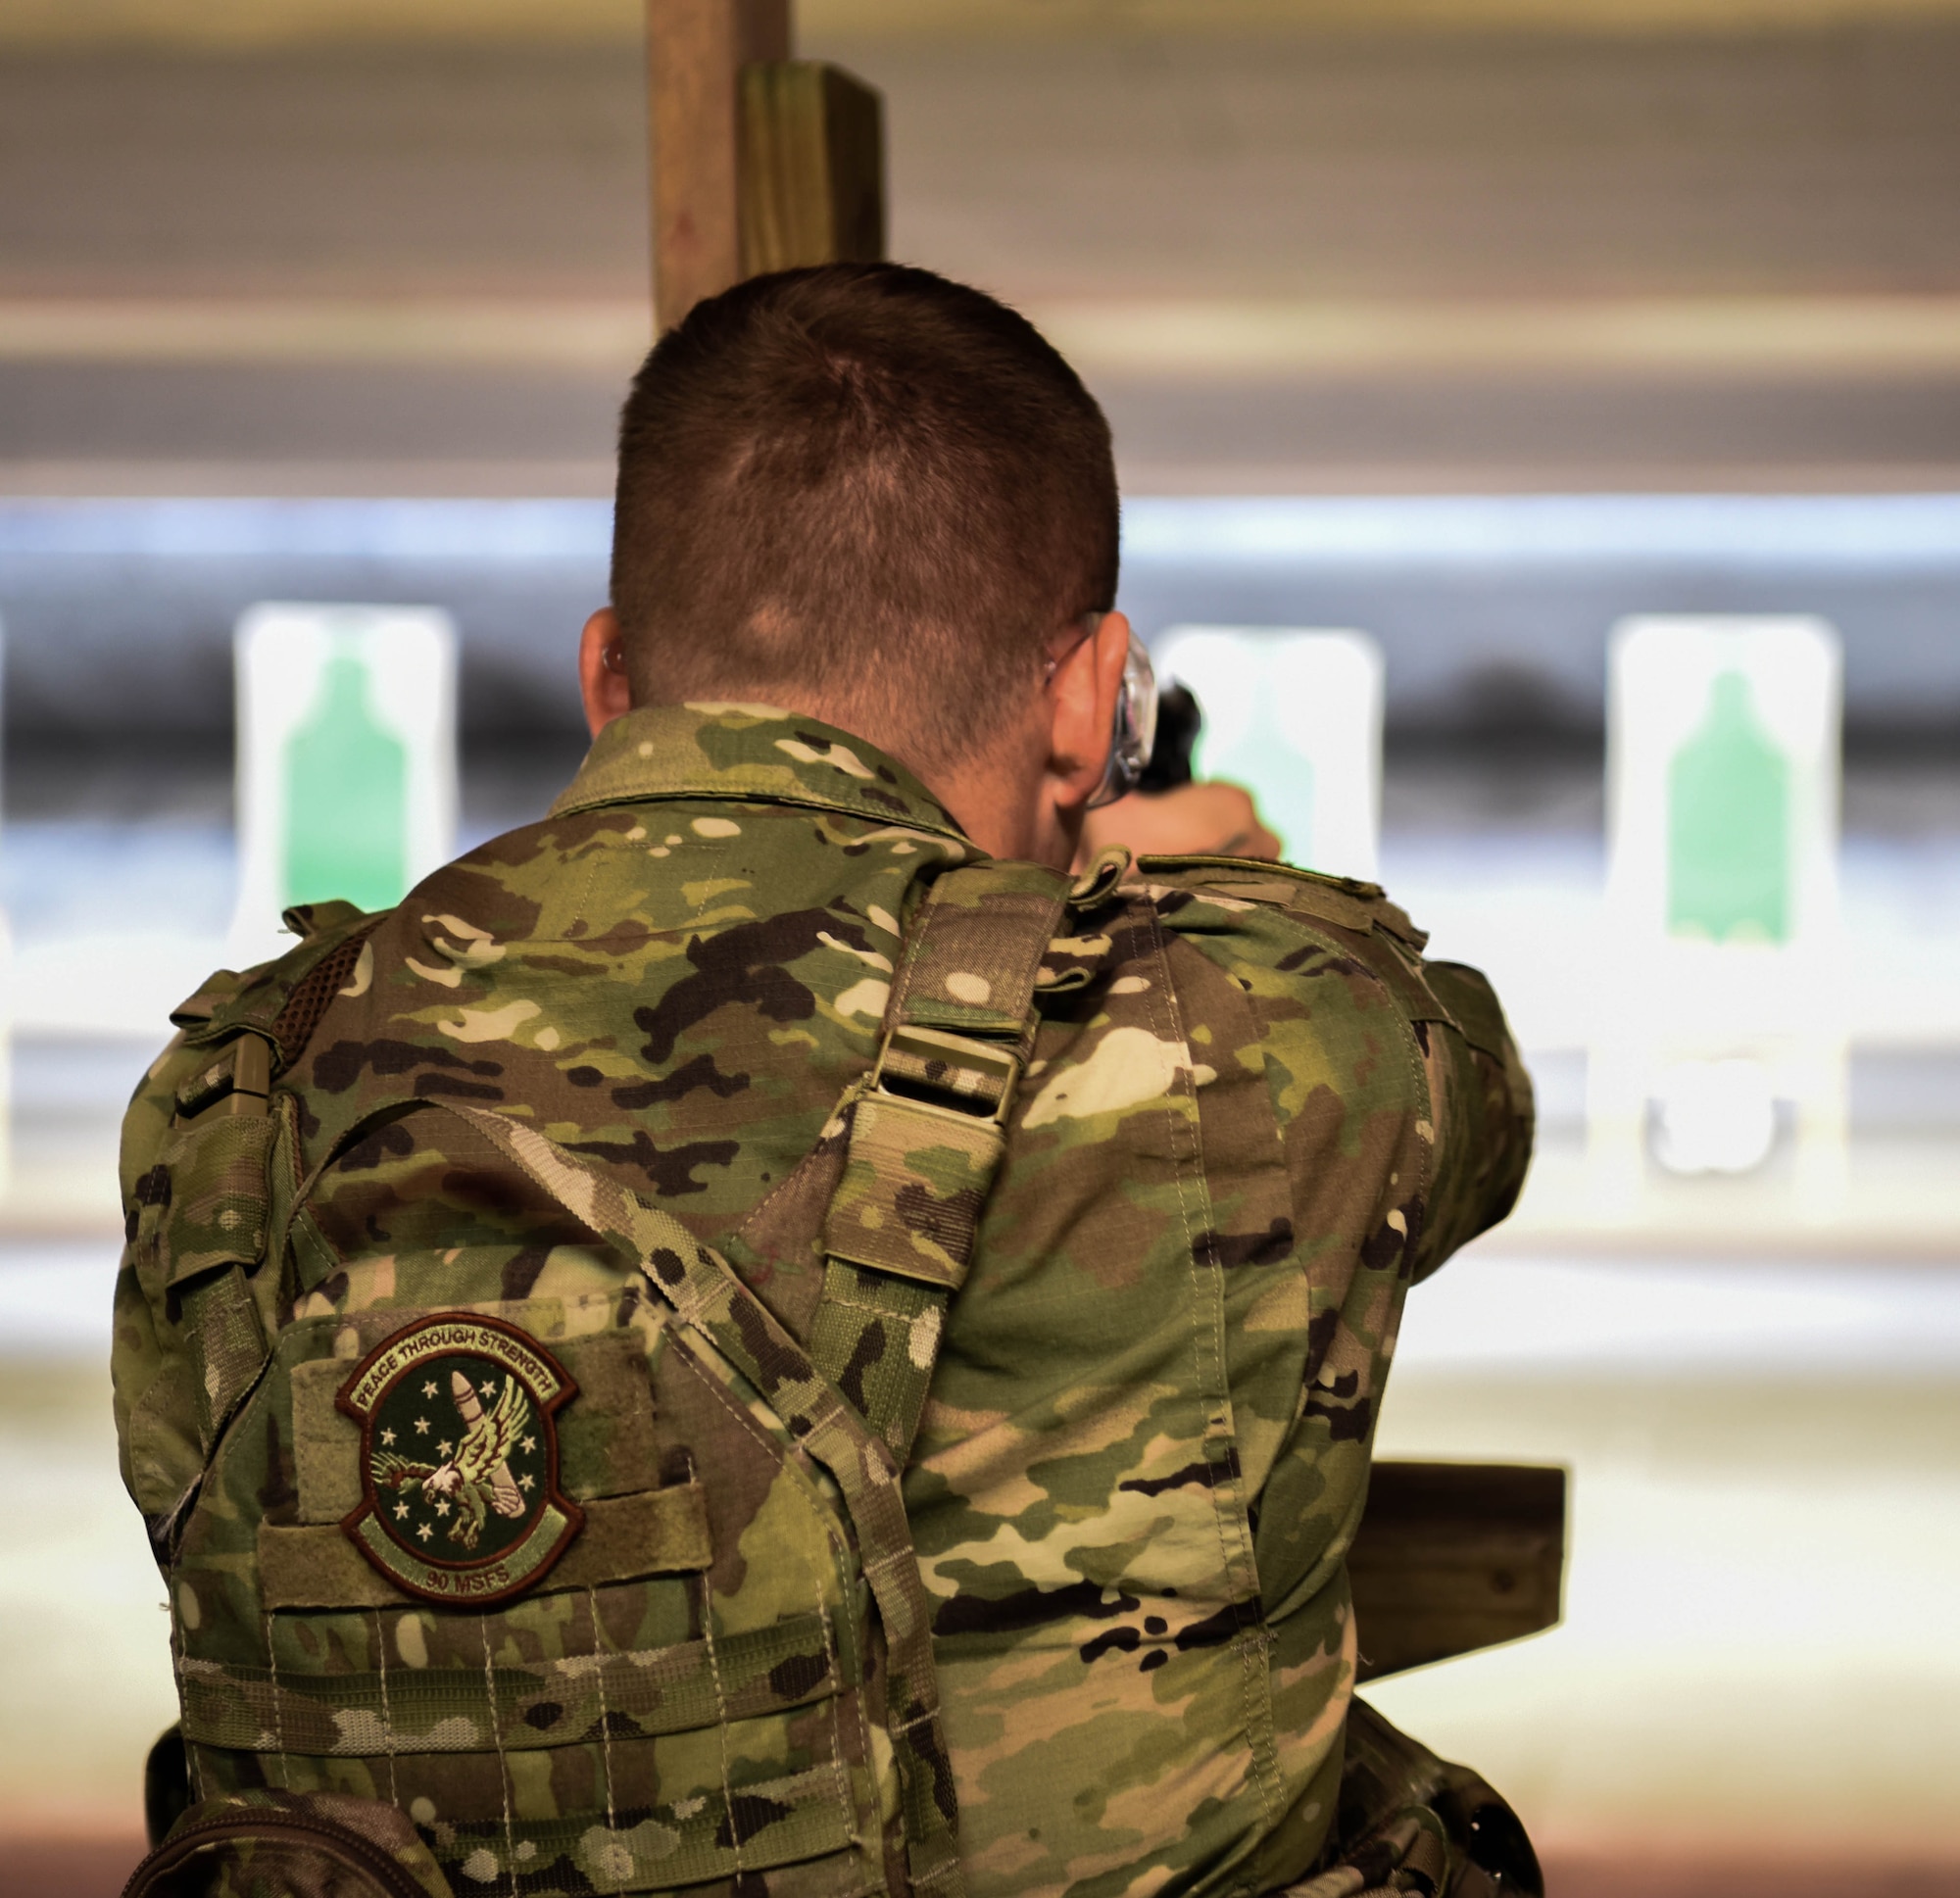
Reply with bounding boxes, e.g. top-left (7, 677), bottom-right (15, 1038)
top-left (120, 903), bottom-right (387, 1545)
top-left (123, 1790), bottom-right (455, 1898)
